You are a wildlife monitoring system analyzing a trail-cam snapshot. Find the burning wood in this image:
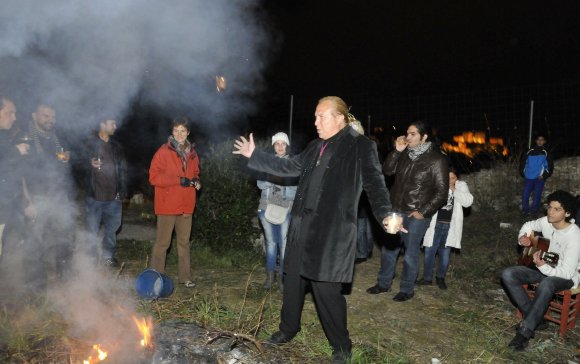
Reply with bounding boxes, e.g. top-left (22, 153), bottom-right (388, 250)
top-left (206, 330), bottom-right (264, 353)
